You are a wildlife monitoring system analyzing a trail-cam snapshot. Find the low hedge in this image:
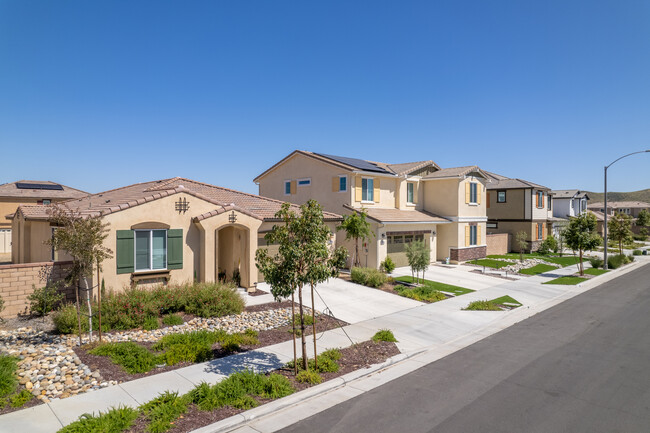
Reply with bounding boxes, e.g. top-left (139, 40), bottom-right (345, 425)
top-left (350, 267), bottom-right (387, 288)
